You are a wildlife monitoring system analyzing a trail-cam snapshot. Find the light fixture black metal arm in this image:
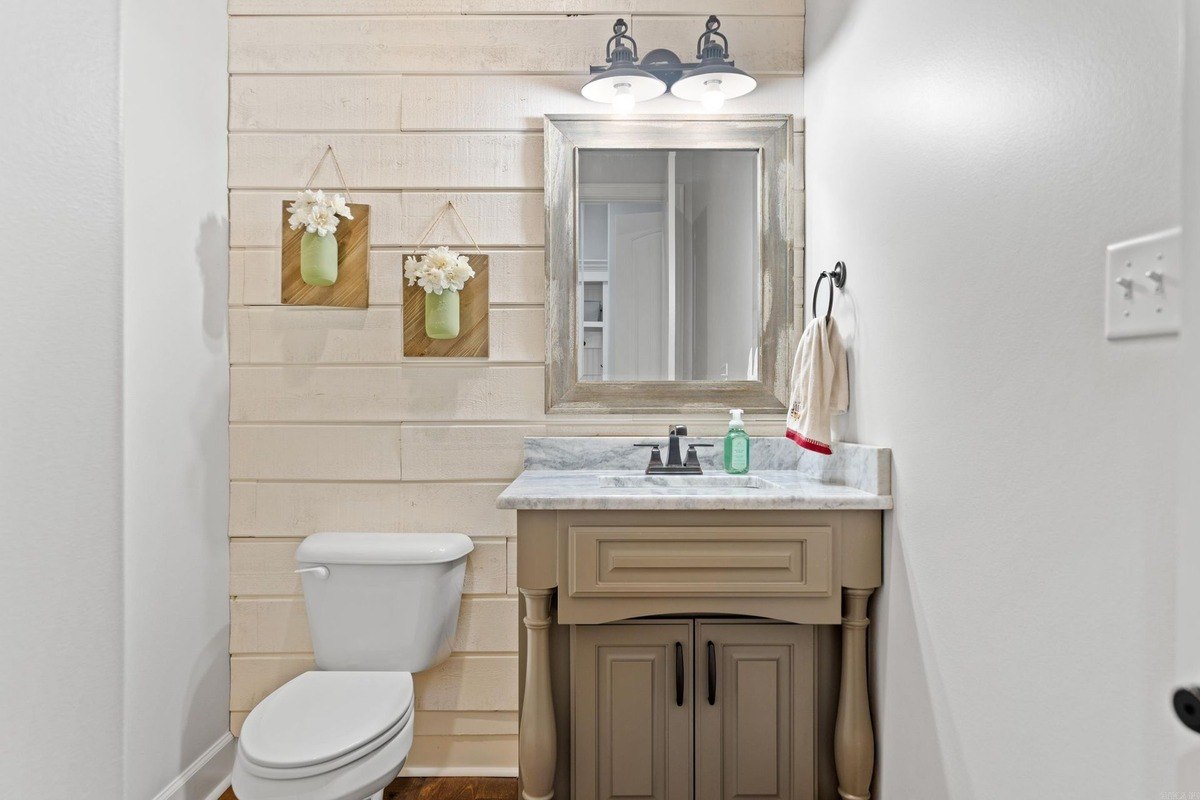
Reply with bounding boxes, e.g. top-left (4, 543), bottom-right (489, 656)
top-left (695, 15), bottom-right (730, 60)
top-left (603, 18), bottom-right (638, 64)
